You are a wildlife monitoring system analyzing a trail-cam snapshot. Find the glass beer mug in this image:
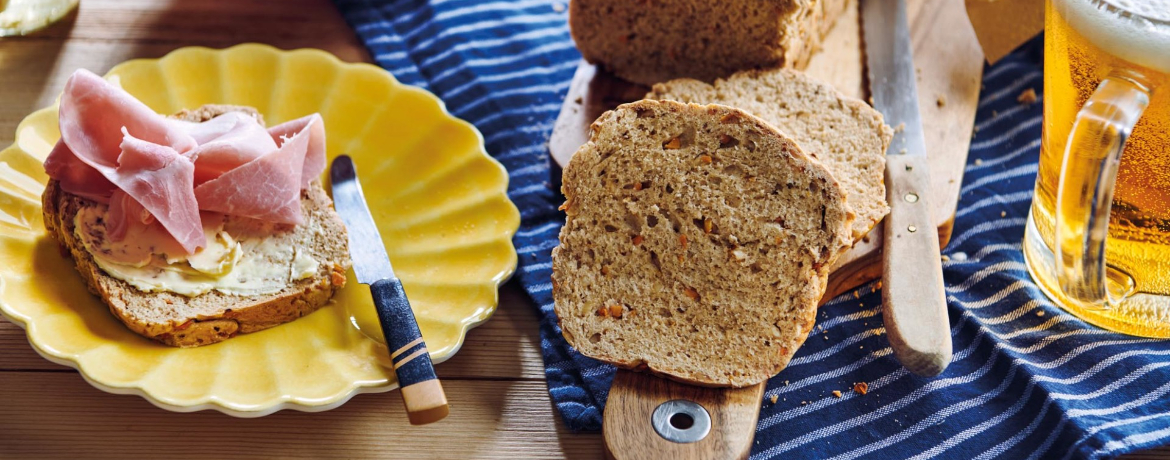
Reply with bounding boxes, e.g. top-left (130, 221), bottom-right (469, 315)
top-left (1023, 0), bottom-right (1170, 337)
